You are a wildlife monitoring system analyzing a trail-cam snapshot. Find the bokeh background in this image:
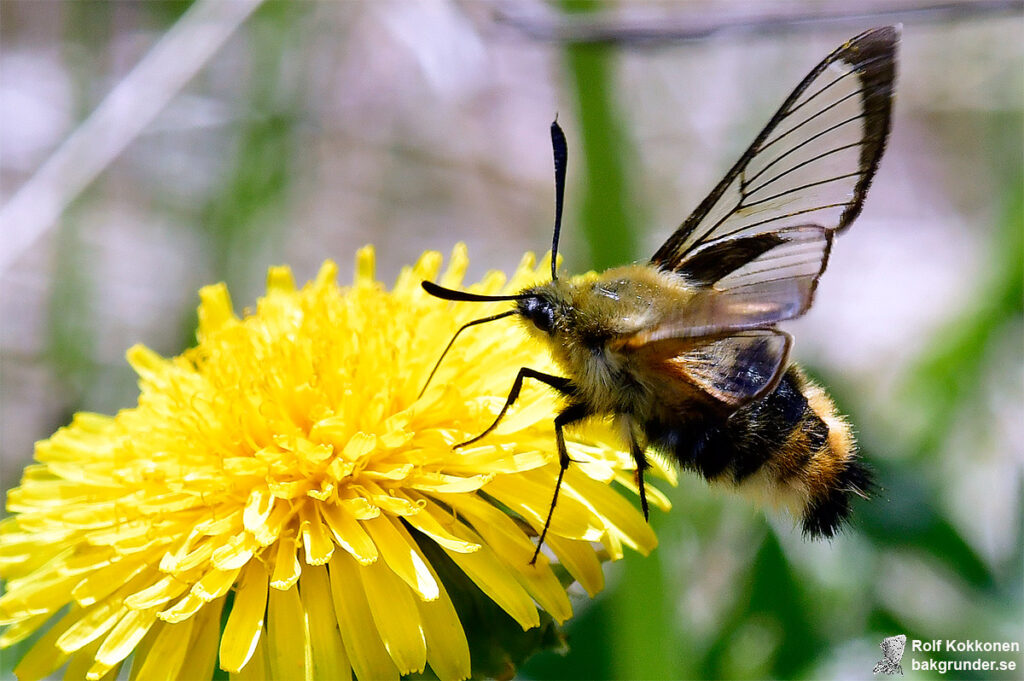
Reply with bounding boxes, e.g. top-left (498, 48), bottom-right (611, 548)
top-left (1, 1), bottom-right (1021, 679)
